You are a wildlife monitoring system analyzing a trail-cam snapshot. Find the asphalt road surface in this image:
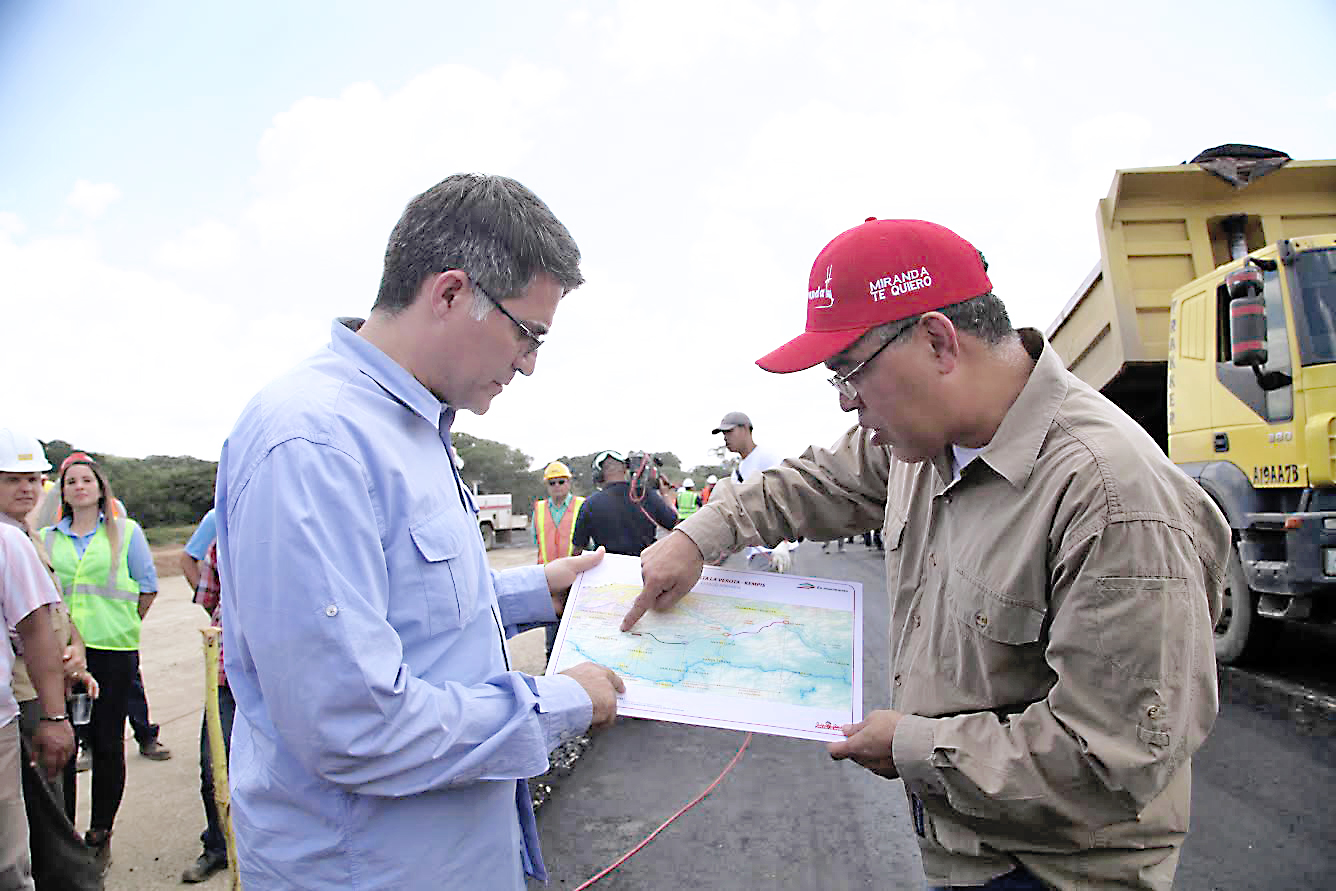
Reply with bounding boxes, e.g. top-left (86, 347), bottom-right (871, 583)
top-left (530, 541), bottom-right (1336, 890)
top-left (1176, 679), bottom-right (1334, 888)
top-left (91, 541), bottom-right (1331, 888)
top-left (532, 541), bottom-right (920, 889)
